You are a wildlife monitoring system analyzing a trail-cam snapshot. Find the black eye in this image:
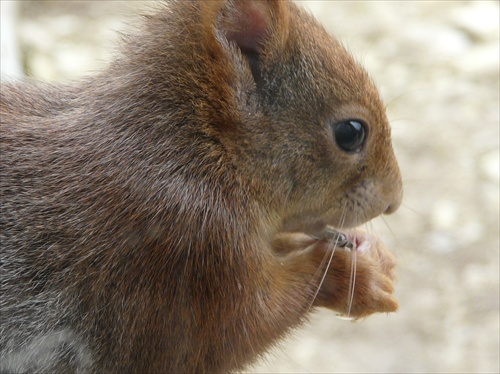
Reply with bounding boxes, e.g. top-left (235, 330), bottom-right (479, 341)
top-left (333, 120), bottom-right (366, 152)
